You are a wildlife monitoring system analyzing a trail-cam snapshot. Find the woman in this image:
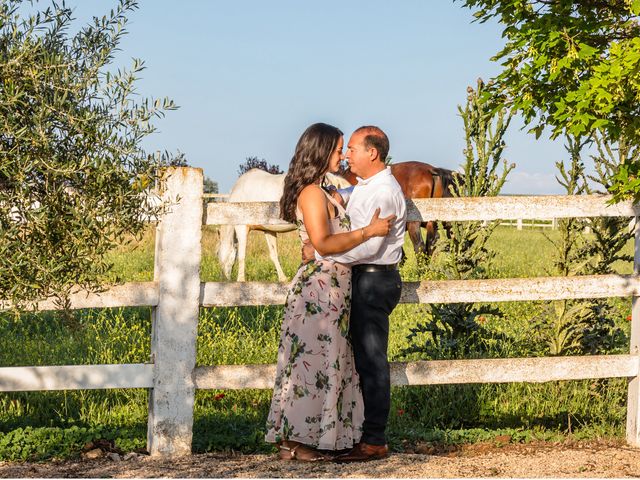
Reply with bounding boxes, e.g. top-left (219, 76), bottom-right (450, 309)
top-left (265, 123), bottom-right (396, 461)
